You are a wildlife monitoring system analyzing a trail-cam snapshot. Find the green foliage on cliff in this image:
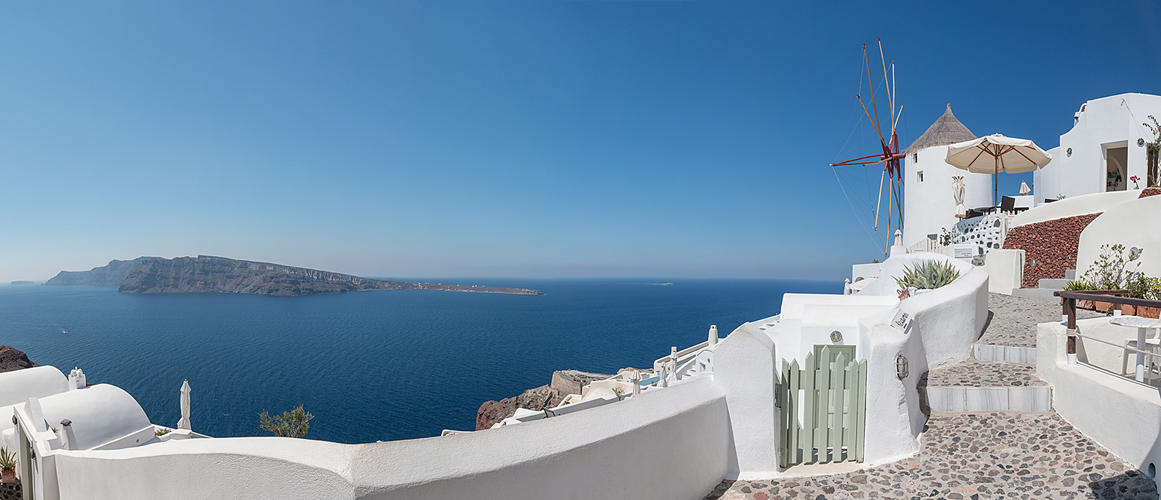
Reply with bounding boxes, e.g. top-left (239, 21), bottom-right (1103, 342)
top-left (259, 405), bottom-right (314, 438)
